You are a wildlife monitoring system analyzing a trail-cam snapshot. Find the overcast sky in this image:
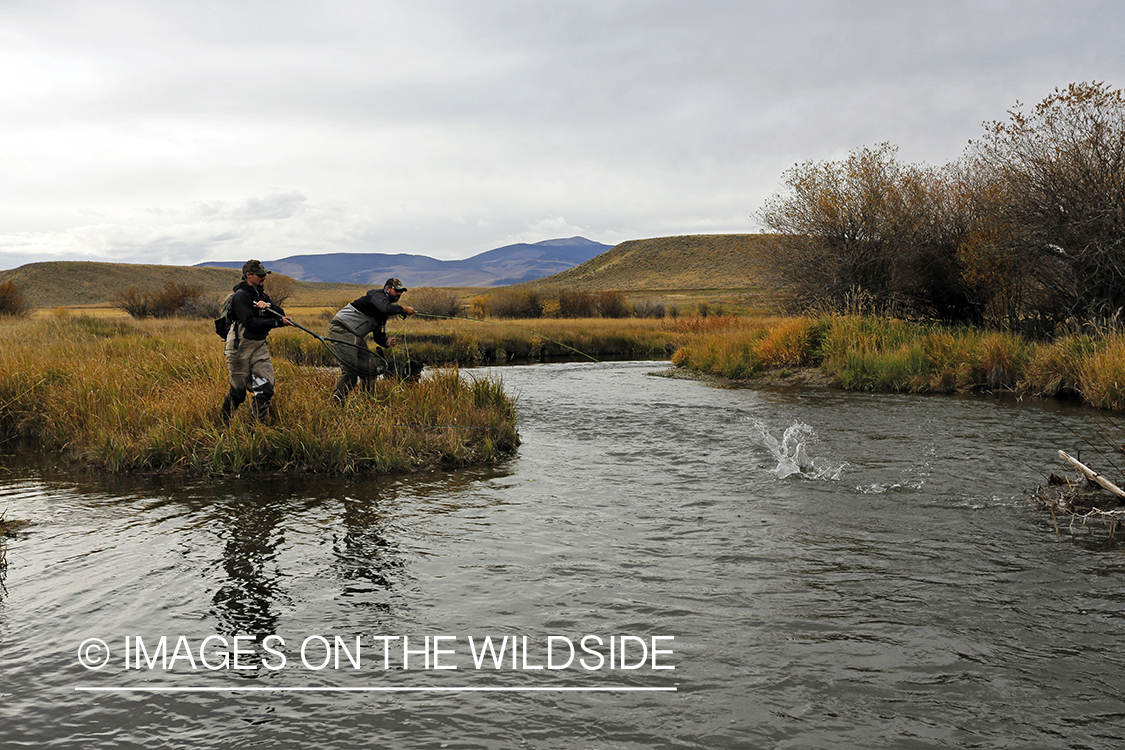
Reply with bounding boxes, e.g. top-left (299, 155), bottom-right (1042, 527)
top-left (1, 0), bottom-right (1122, 270)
